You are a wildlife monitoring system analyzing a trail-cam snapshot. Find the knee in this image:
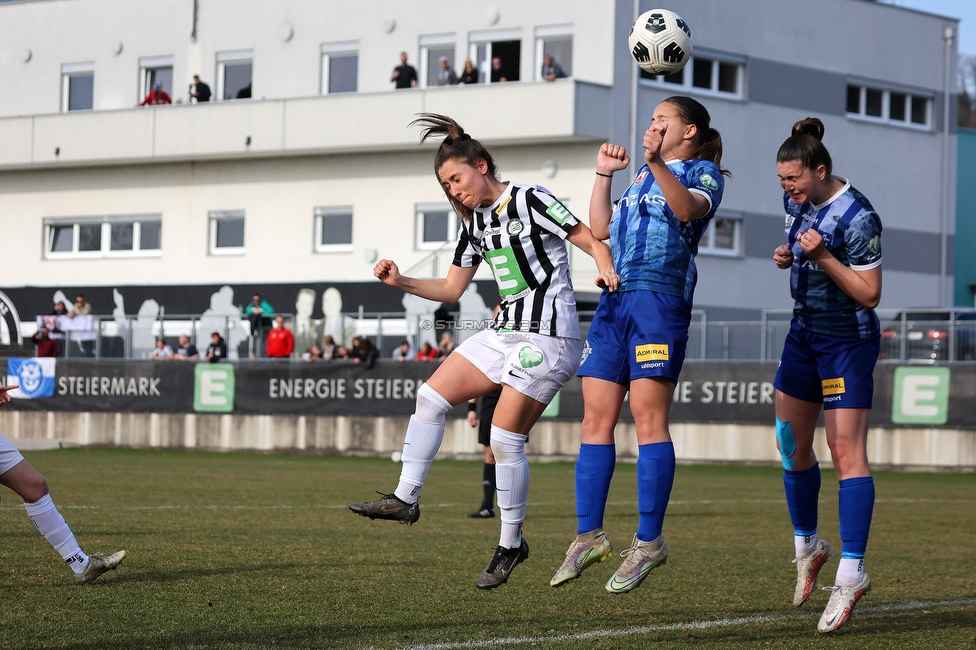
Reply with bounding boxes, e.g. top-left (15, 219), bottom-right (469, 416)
top-left (490, 428), bottom-right (526, 465)
top-left (415, 383), bottom-right (451, 422)
top-left (19, 473), bottom-right (49, 503)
